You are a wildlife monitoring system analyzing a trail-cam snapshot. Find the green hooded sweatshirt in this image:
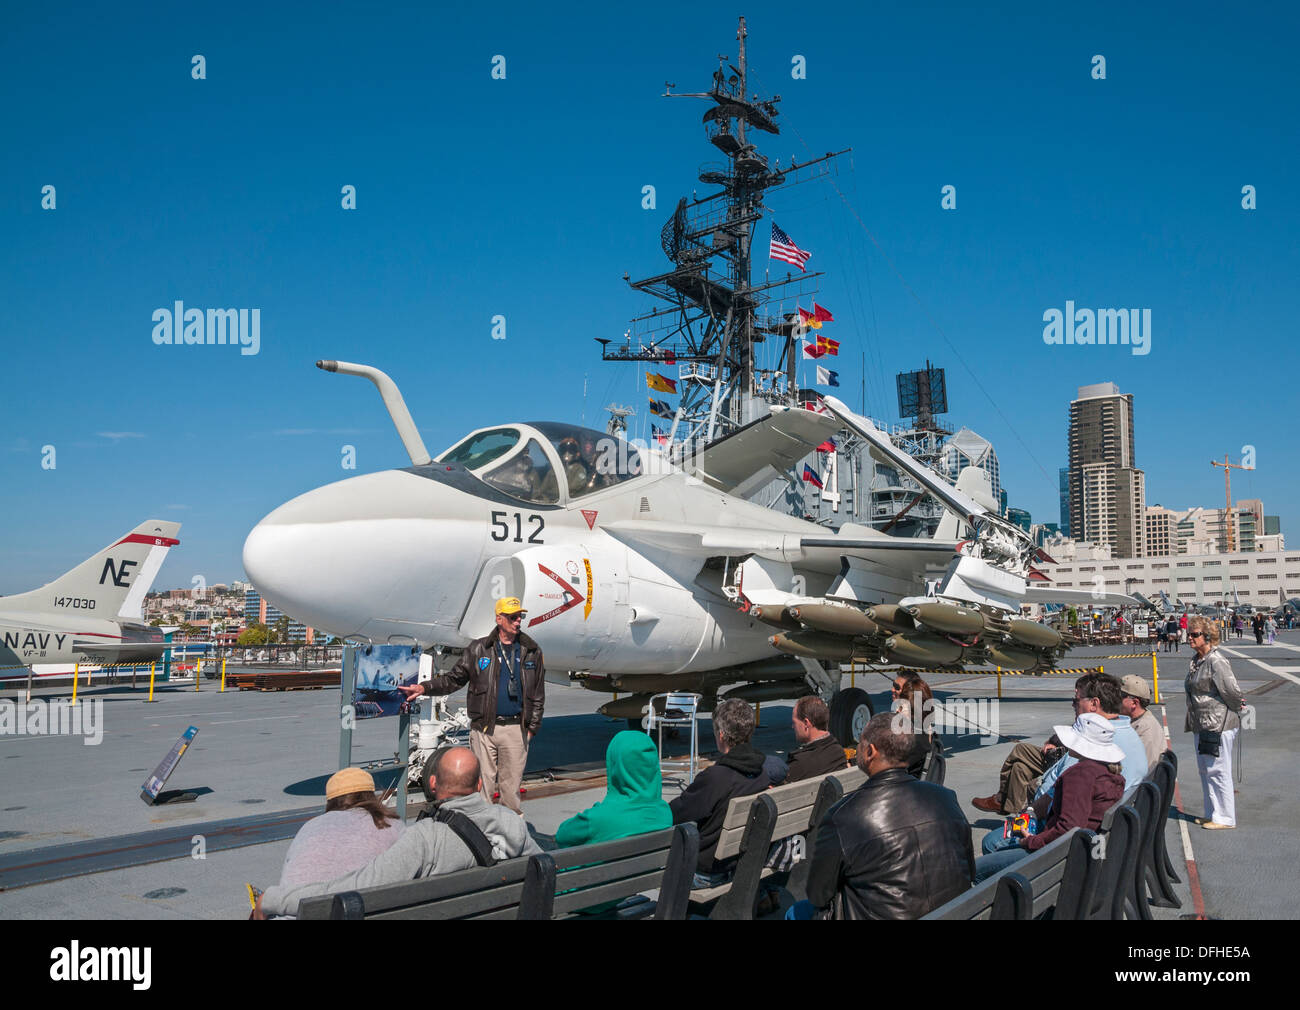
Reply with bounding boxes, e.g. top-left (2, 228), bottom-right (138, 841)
top-left (555, 731), bottom-right (673, 847)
